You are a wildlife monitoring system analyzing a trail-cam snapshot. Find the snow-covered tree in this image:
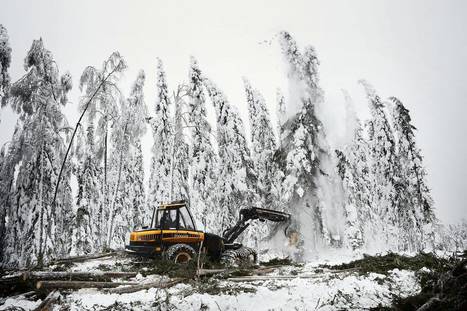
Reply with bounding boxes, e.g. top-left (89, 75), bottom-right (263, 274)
top-left (71, 122), bottom-right (102, 255)
top-left (242, 79), bottom-right (278, 248)
top-left (336, 124), bottom-right (374, 249)
top-left (167, 85), bottom-right (190, 203)
top-left (276, 88), bottom-right (287, 146)
top-left (186, 57), bottom-right (217, 230)
top-left (0, 124), bottom-right (22, 263)
top-left (204, 78), bottom-right (256, 234)
top-left (128, 140), bottom-right (147, 227)
top-left (334, 91), bottom-right (374, 250)
top-left (148, 59), bottom-right (173, 207)
top-left (111, 139), bottom-right (147, 247)
top-left (390, 96), bottom-right (436, 251)
top-left (107, 70), bottom-right (147, 248)
top-left (79, 51), bottom-right (126, 208)
top-left (359, 80), bottom-right (398, 249)
top-left (1, 39), bottom-right (73, 267)
top-left (77, 52), bottom-right (126, 248)
top-left (243, 78), bottom-right (276, 204)
top-left (0, 24), bottom-right (11, 108)
top-left (276, 31), bottom-right (335, 254)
